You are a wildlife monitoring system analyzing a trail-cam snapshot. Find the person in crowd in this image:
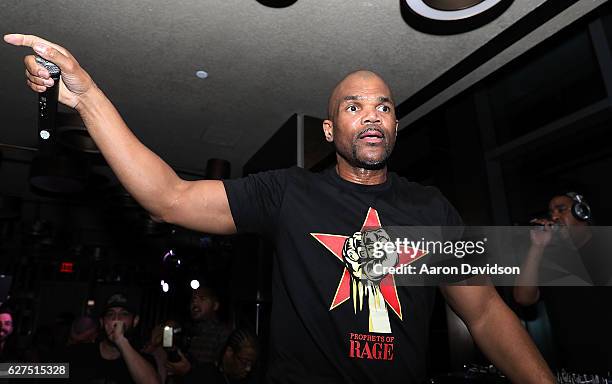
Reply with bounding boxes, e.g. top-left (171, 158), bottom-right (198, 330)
top-left (67, 315), bottom-right (99, 345)
top-left (514, 192), bottom-right (611, 373)
top-left (184, 286), bottom-right (230, 365)
top-left (64, 292), bottom-right (159, 383)
top-left (142, 319), bottom-right (189, 384)
top-left (142, 323), bottom-right (170, 383)
top-left (186, 328), bottom-right (258, 384)
top-left (0, 306), bottom-right (17, 362)
top-left (164, 285), bottom-right (230, 378)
